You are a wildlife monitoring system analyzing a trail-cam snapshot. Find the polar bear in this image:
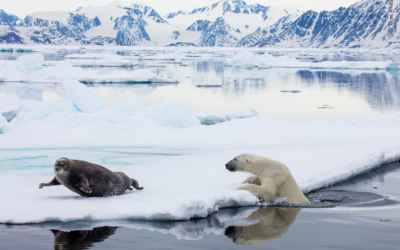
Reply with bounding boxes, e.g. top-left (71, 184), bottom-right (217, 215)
top-left (225, 154), bottom-right (309, 203)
